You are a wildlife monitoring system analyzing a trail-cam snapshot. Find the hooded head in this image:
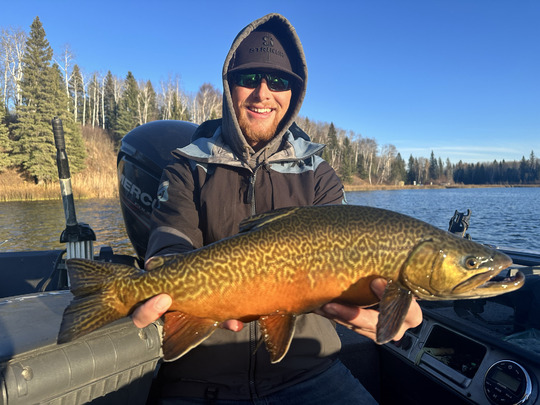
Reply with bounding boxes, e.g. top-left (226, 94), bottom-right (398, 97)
top-left (222, 14), bottom-right (308, 165)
